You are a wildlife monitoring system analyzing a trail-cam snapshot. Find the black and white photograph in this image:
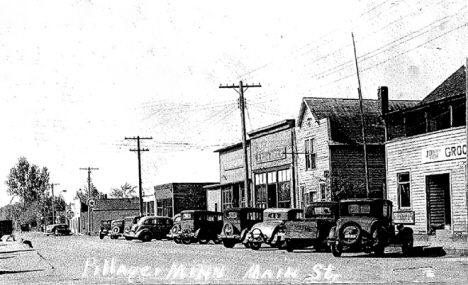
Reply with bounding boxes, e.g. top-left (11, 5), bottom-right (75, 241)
top-left (1, 0), bottom-right (468, 284)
